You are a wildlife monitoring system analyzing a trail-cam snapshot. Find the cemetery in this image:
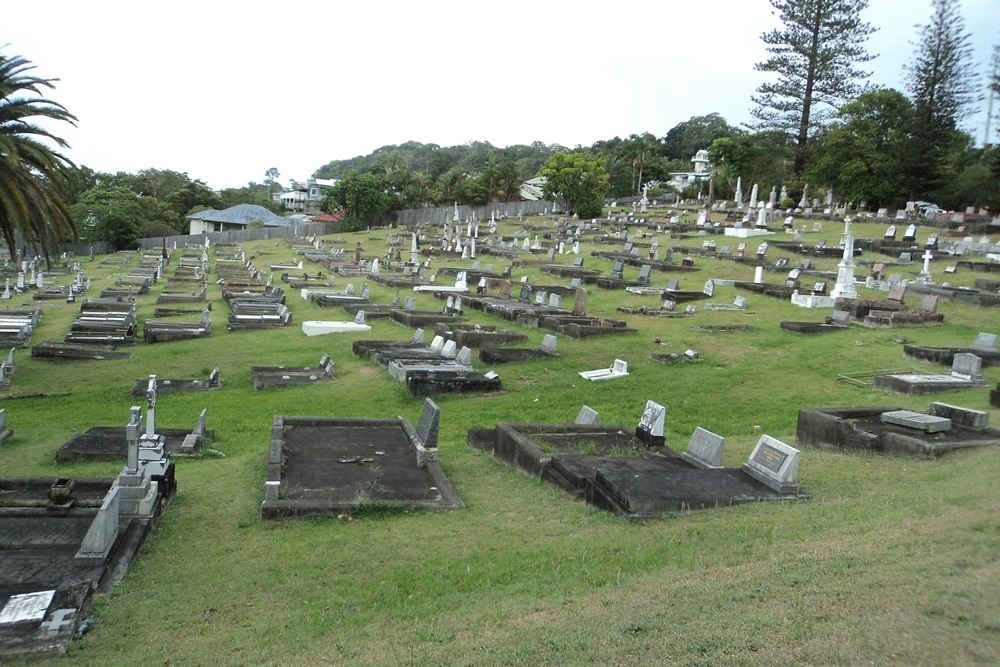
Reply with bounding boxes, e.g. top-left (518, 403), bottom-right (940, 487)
top-left (0, 211), bottom-right (997, 662)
